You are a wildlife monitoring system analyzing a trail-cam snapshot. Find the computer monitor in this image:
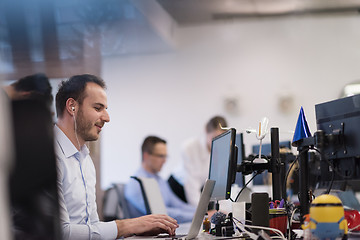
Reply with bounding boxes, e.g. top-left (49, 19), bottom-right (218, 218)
top-left (208, 128), bottom-right (237, 200)
top-left (234, 133), bottom-right (245, 187)
top-left (315, 94), bottom-right (360, 189)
